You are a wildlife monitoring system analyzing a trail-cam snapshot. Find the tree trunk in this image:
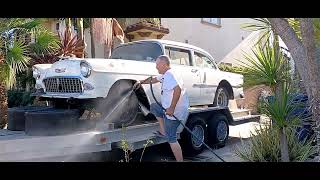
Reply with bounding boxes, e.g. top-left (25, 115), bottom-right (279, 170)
top-left (25, 69), bottom-right (30, 92)
top-left (104, 18), bottom-right (113, 58)
top-left (77, 18), bottom-right (85, 58)
top-left (279, 127), bottom-right (290, 162)
top-left (89, 19), bottom-right (95, 58)
top-left (300, 18), bottom-right (320, 156)
top-left (0, 81), bottom-right (8, 129)
top-left (65, 18), bottom-right (72, 42)
top-left (268, 18), bottom-right (320, 158)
